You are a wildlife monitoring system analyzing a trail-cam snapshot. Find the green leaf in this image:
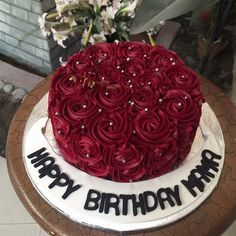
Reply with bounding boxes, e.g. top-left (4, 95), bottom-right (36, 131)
top-left (45, 12), bottom-right (59, 22)
top-left (130, 0), bottom-right (203, 34)
top-left (72, 25), bottom-right (85, 34)
top-left (94, 17), bottom-right (101, 33)
top-left (73, 8), bottom-right (93, 18)
top-left (120, 30), bottom-right (129, 41)
top-left (53, 23), bottom-right (71, 32)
